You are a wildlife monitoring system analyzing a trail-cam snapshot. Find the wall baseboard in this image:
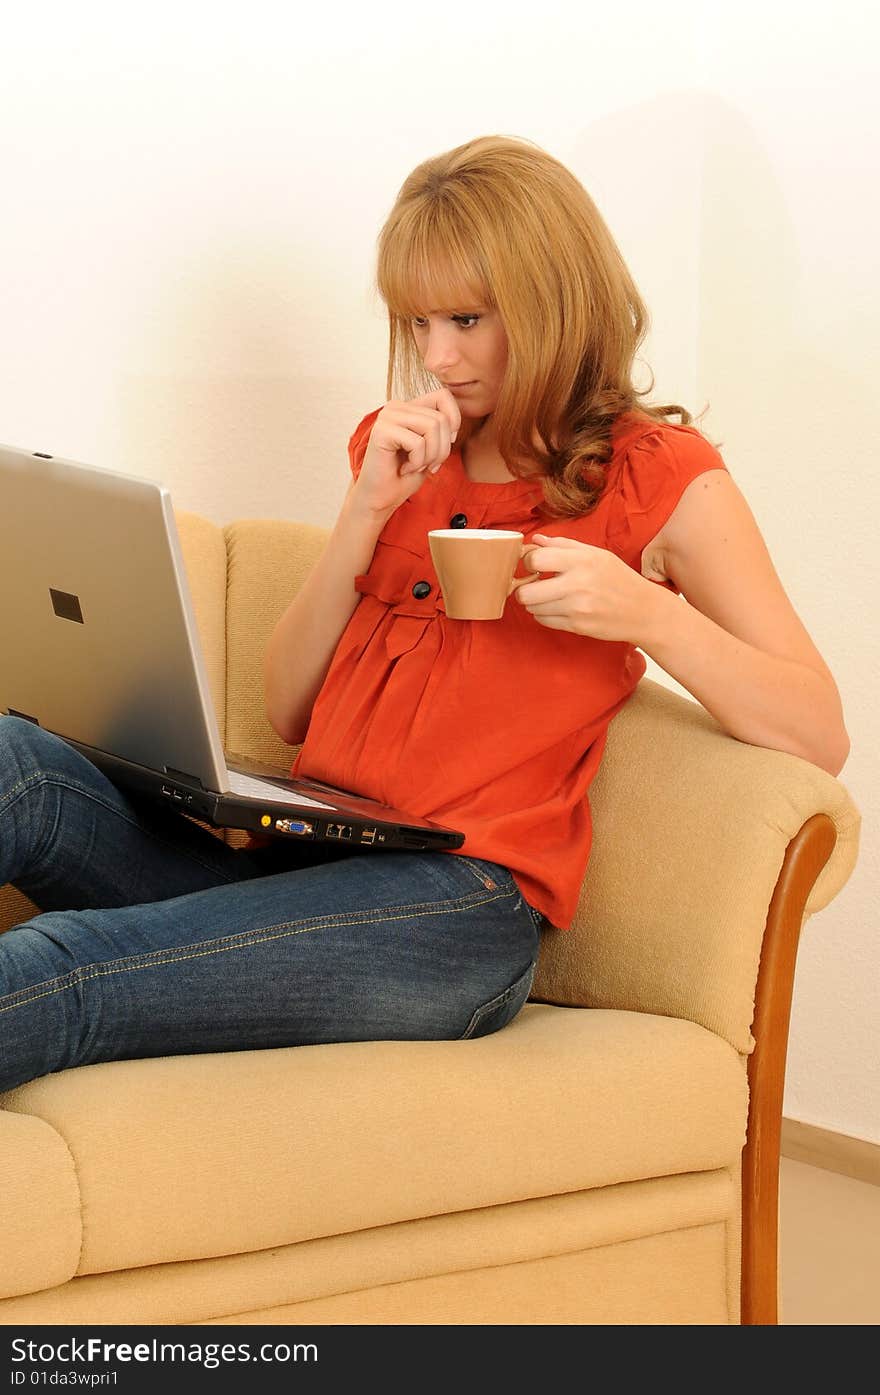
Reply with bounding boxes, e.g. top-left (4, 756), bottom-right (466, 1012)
top-left (781, 1118), bottom-right (880, 1187)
